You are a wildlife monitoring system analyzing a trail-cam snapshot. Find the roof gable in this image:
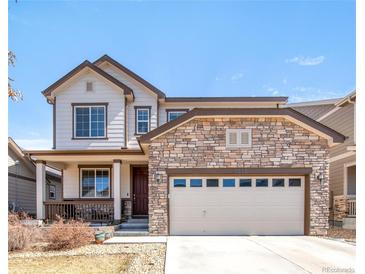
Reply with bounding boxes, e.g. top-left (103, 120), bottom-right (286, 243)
top-left (138, 108), bottom-right (345, 146)
top-left (94, 55), bottom-right (166, 99)
top-left (42, 60), bottom-right (134, 100)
